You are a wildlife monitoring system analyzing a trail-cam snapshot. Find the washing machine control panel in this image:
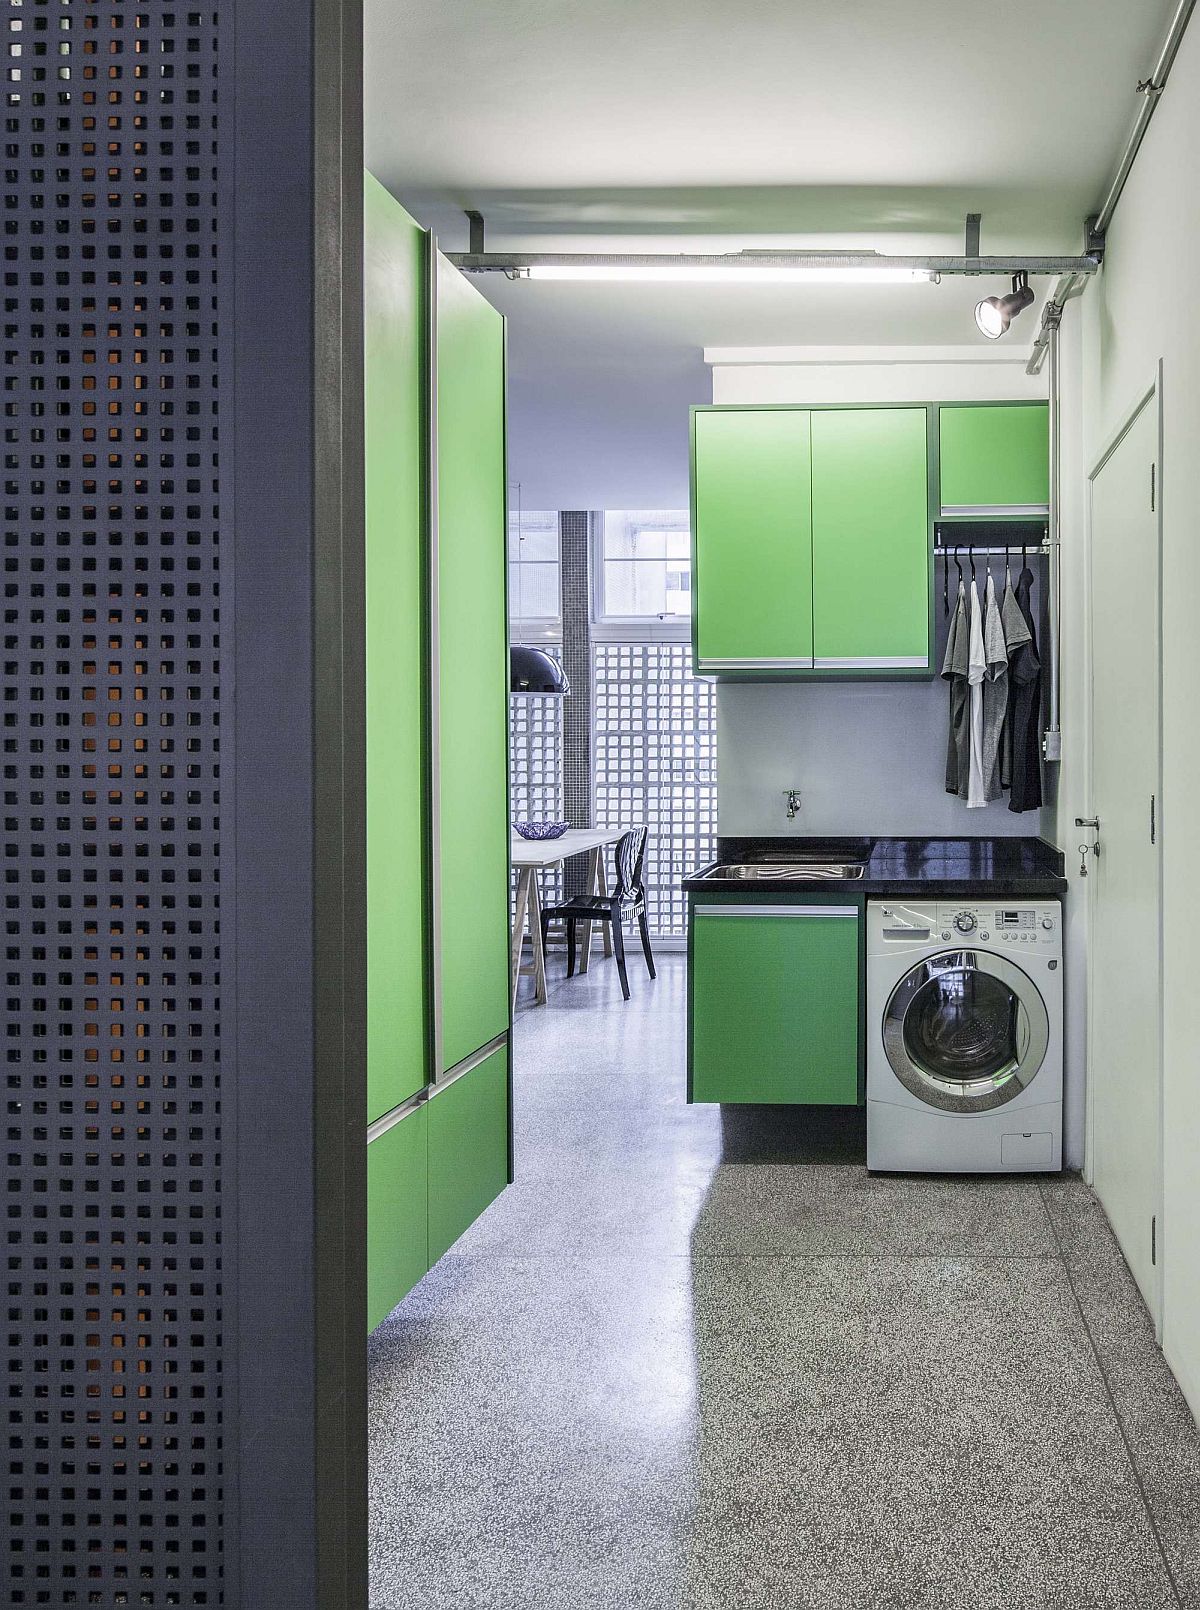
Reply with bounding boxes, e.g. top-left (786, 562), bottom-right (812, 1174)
top-left (935, 905), bottom-right (1060, 948)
